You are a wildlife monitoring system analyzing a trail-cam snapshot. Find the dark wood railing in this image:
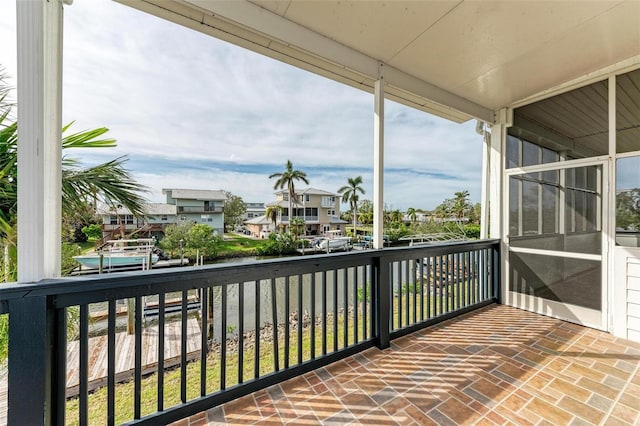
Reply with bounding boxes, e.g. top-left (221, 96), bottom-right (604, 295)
top-left (0, 239), bottom-right (499, 425)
